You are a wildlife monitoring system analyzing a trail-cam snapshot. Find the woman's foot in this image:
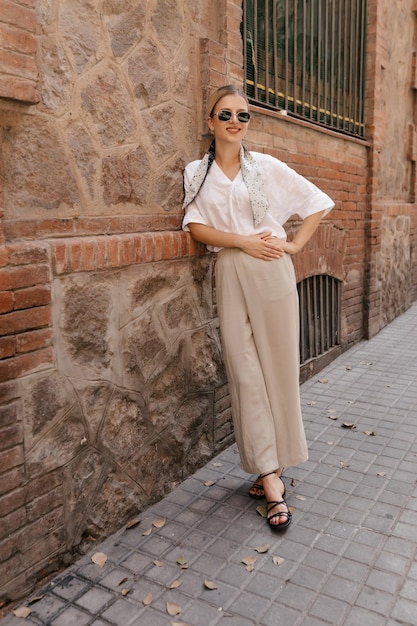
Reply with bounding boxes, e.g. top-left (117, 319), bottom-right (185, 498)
top-left (261, 471), bottom-right (292, 530)
top-left (249, 468), bottom-right (284, 499)
top-left (248, 476), bottom-right (265, 499)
